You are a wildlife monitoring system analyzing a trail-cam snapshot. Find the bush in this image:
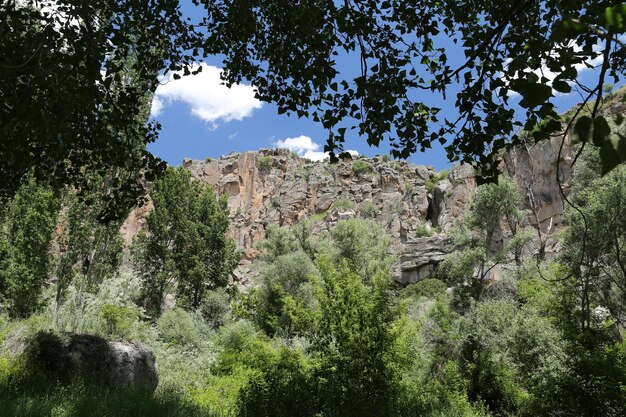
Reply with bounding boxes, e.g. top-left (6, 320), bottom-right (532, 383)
top-left (200, 288), bottom-right (230, 329)
top-left (382, 154), bottom-right (390, 162)
top-left (259, 156), bottom-right (274, 172)
top-left (360, 201), bottom-right (377, 218)
top-left (403, 279), bottom-right (447, 300)
top-left (158, 308), bottom-right (199, 346)
top-left (415, 224), bottom-right (435, 237)
top-left (425, 169), bottom-right (449, 193)
top-left (330, 198), bottom-right (356, 211)
top-left (99, 304), bottom-right (139, 340)
top-left (352, 160), bottom-right (374, 175)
